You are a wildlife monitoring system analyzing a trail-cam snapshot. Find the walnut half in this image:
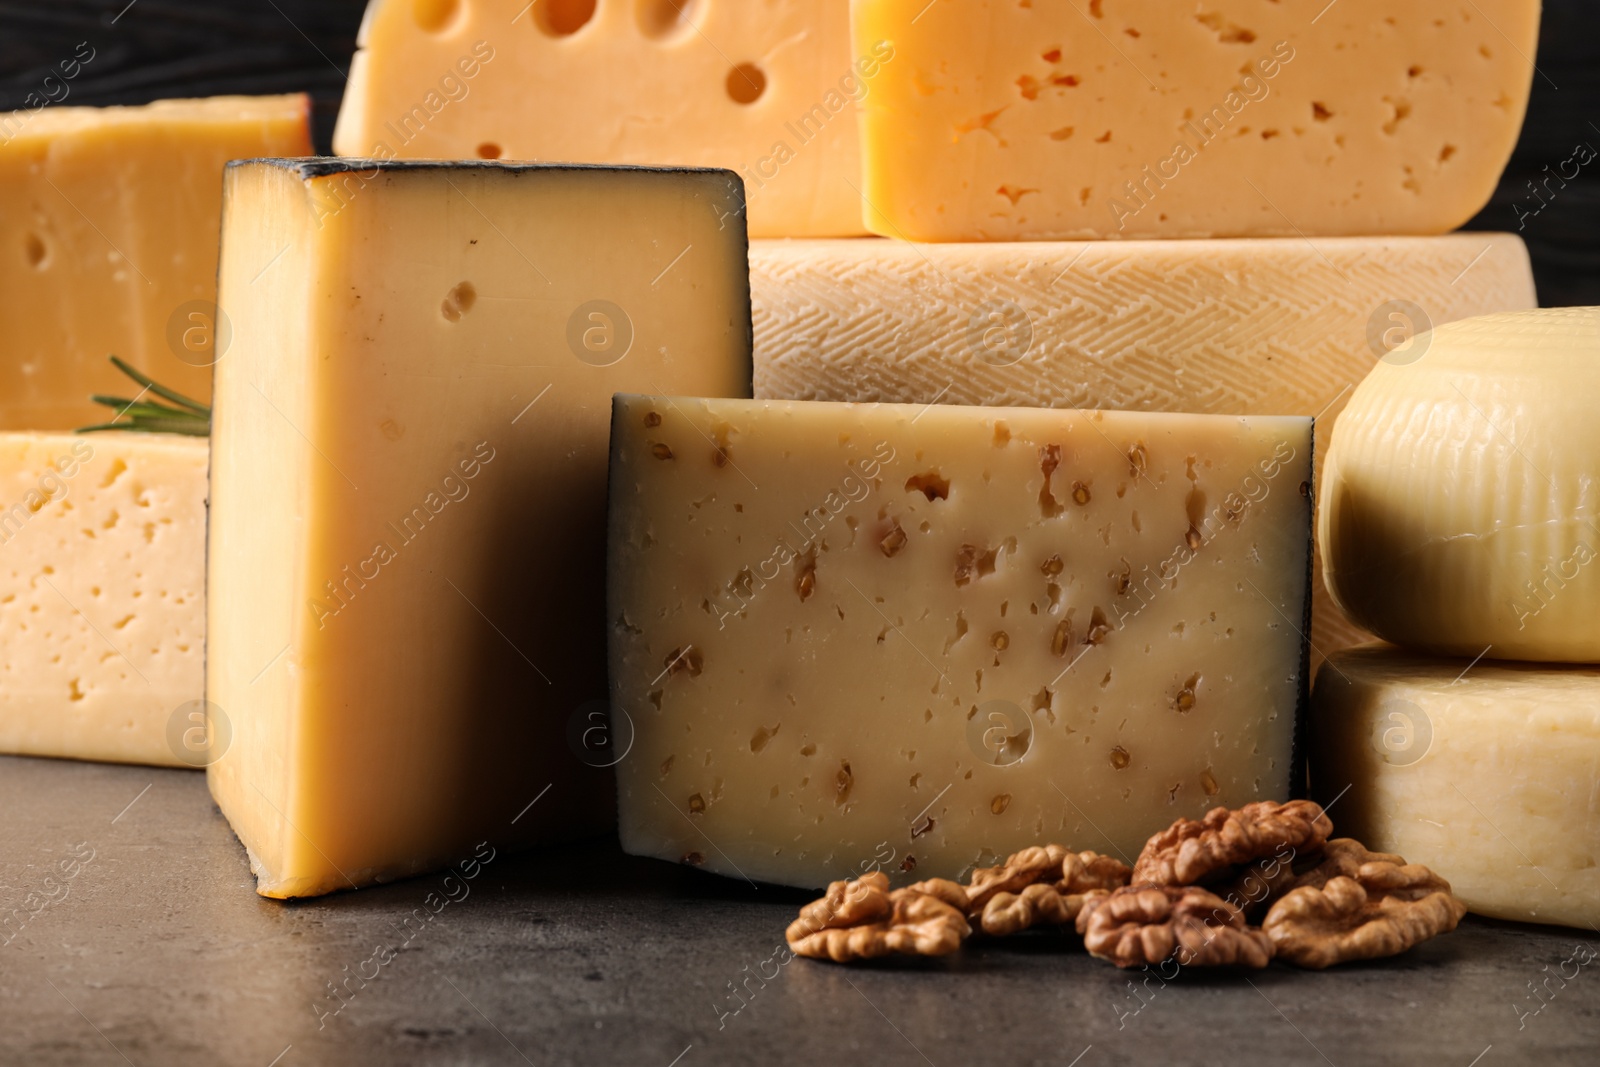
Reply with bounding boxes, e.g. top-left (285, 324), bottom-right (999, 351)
top-left (787, 873), bottom-right (972, 962)
top-left (1132, 800), bottom-right (1334, 888)
top-left (1207, 836), bottom-right (1381, 921)
top-left (969, 846), bottom-right (1131, 936)
top-left (1263, 845), bottom-right (1466, 969)
top-left (1077, 885), bottom-right (1275, 970)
